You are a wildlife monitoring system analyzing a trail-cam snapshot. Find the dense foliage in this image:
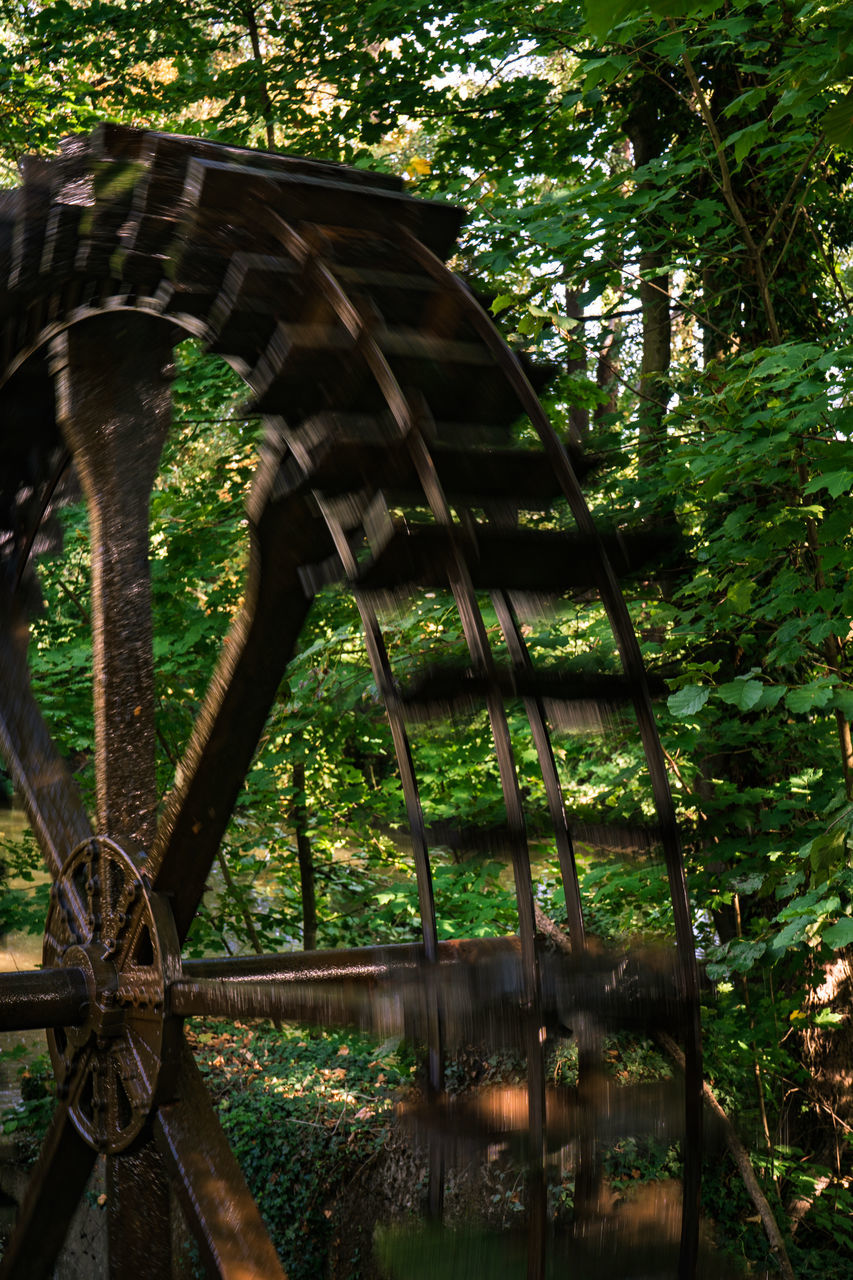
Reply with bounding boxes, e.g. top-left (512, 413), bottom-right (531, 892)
top-left (3, 0), bottom-right (853, 1272)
